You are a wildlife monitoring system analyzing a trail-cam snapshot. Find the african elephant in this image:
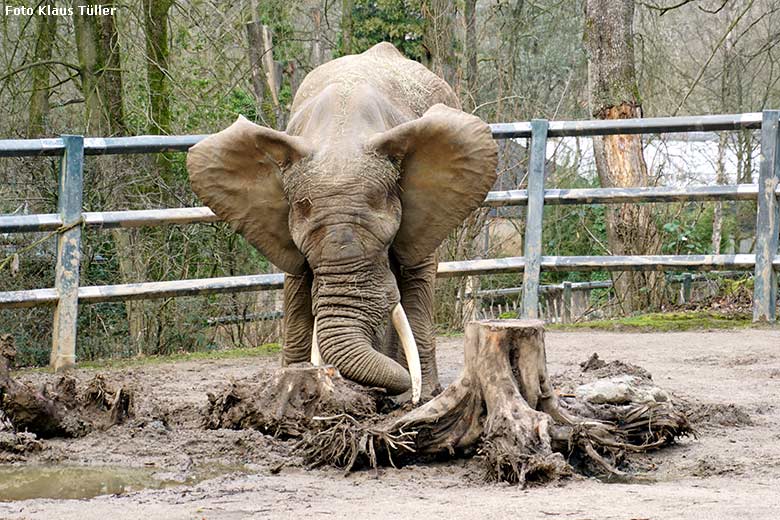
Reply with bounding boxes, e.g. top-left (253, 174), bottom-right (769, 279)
top-left (187, 42), bottom-right (497, 402)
